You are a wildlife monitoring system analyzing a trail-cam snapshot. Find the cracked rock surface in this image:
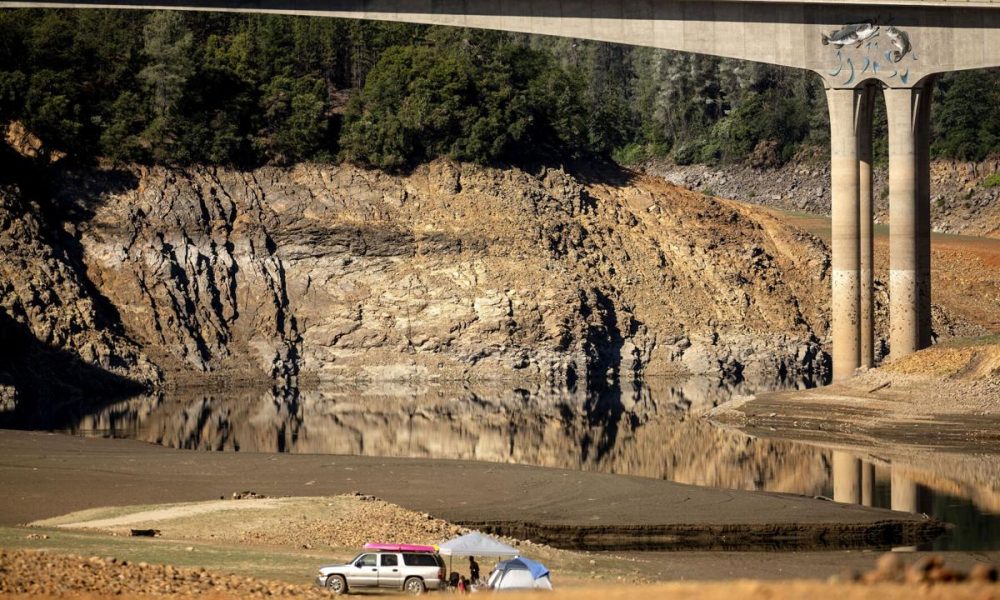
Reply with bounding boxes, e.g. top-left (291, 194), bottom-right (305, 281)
top-left (4, 160), bottom-right (844, 397)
